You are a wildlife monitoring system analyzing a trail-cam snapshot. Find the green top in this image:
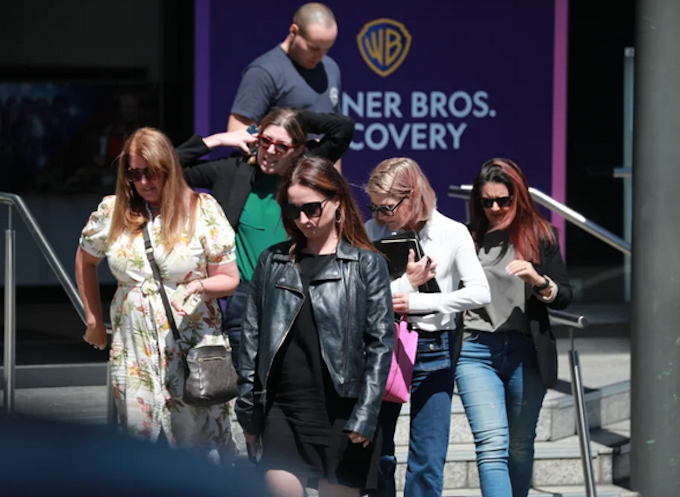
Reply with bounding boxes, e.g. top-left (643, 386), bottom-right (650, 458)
top-left (235, 171), bottom-right (288, 281)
